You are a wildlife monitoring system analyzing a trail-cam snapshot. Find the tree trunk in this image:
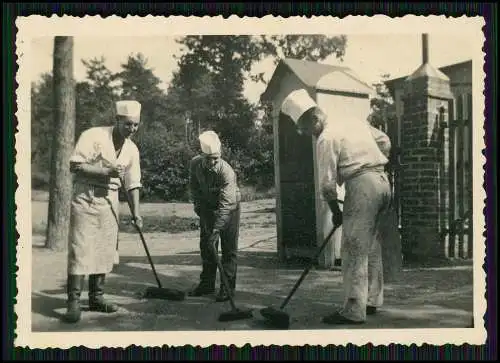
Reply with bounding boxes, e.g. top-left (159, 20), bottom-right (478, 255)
top-left (45, 37), bottom-right (75, 251)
